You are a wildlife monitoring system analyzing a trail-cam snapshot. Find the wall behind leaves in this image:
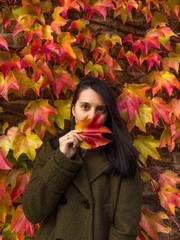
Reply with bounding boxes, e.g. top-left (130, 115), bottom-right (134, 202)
top-left (0, 0), bottom-right (180, 239)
